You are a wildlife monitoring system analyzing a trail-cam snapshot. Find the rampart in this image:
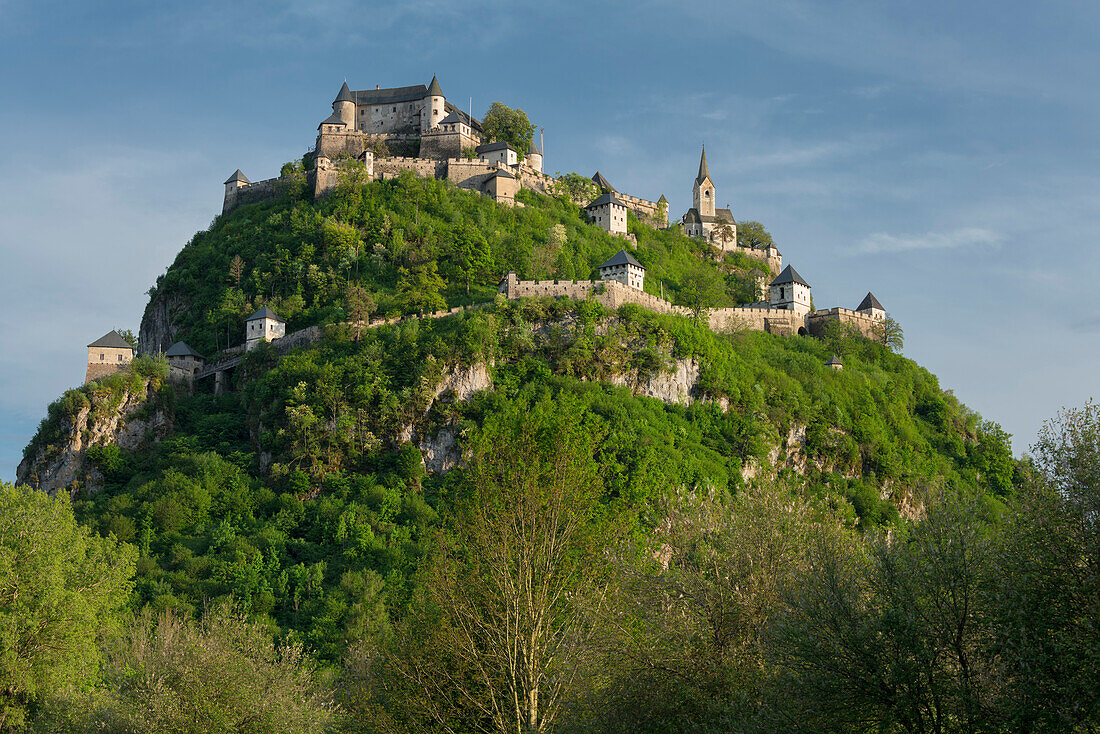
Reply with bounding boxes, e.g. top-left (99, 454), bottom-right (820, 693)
top-left (374, 156), bottom-right (445, 180)
top-left (223, 177), bottom-right (282, 214)
top-left (805, 307), bottom-right (881, 340)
